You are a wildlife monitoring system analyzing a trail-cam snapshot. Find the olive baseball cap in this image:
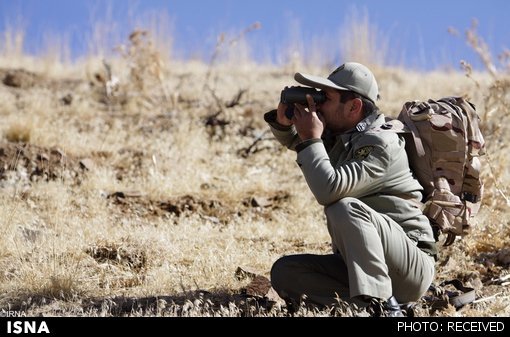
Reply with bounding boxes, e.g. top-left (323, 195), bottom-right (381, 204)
top-left (294, 62), bottom-right (379, 102)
